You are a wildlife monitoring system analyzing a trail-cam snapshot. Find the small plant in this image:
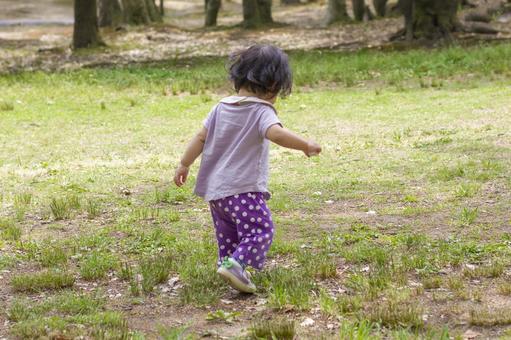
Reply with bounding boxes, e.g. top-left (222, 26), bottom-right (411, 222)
top-left (459, 207), bottom-right (478, 226)
top-left (403, 194), bottom-right (418, 203)
top-left (261, 267), bottom-right (314, 310)
top-left (67, 195), bottom-right (81, 210)
top-left (464, 262), bottom-right (504, 279)
top-left (80, 252), bottom-right (117, 281)
top-left (118, 262), bottom-right (133, 281)
top-left (49, 197), bottom-right (71, 220)
top-left (497, 281), bottom-right (511, 296)
top-left (338, 320), bottom-right (377, 340)
top-left (206, 310), bottom-right (241, 324)
top-left (0, 218), bottom-right (21, 241)
top-left (437, 164), bottom-right (465, 181)
top-left (39, 243), bottom-right (68, 267)
top-left (367, 298), bottom-right (424, 329)
top-left (140, 253), bottom-right (172, 293)
top-left (14, 192), bottom-right (32, 206)
top-left (337, 294), bottom-right (363, 314)
top-left (85, 199), bottom-right (101, 219)
top-left (7, 299), bottom-right (32, 322)
top-left (455, 183), bottom-right (478, 198)
top-left (0, 100), bottom-right (14, 111)
top-left (129, 275), bottom-right (141, 297)
top-left (11, 270), bottom-right (74, 292)
top-left (392, 131), bottom-right (402, 143)
top-left (470, 307), bottom-right (511, 326)
top-left (422, 275), bottom-right (443, 289)
top-left (446, 275), bottom-right (465, 292)
top-left (158, 324), bottom-right (190, 340)
top-left (250, 319), bottom-right (295, 340)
